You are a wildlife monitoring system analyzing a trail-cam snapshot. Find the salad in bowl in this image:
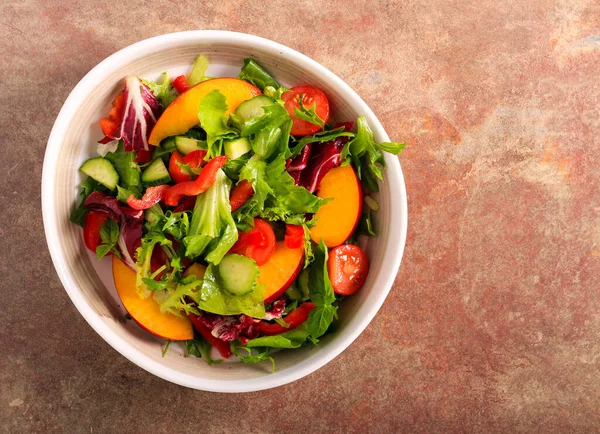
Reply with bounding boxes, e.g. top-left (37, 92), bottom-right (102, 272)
top-left (70, 54), bottom-right (405, 368)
